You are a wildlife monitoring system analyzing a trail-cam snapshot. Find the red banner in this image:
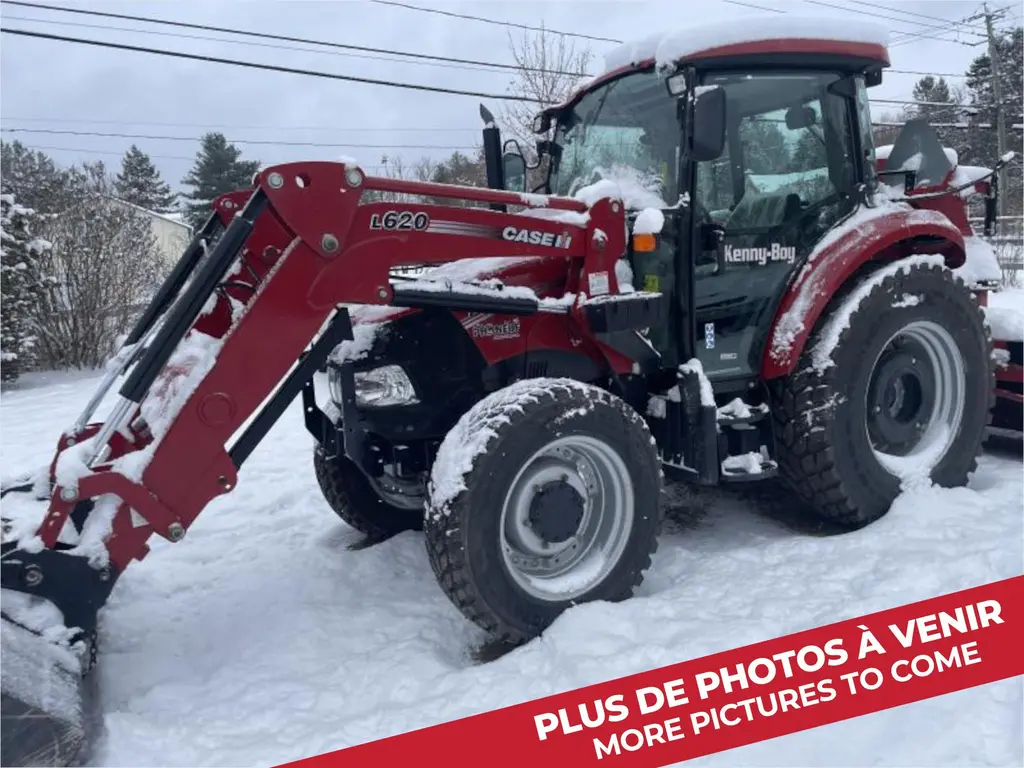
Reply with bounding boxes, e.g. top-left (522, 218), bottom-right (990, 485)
top-left (279, 576), bottom-right (1024, 767)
